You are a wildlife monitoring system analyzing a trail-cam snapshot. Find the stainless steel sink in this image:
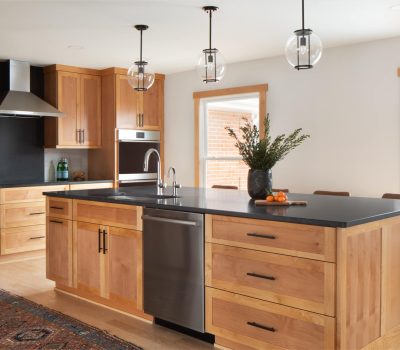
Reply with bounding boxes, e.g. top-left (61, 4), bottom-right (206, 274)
top-left (106, 194), bottom-right (180, 201)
